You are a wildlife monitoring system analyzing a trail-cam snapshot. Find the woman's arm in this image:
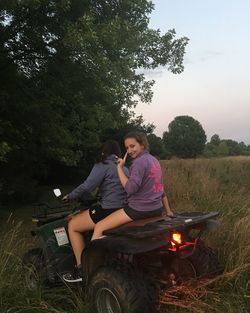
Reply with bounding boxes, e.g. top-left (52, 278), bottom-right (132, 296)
top-left (117, 153), bottom-right (128, 188)
top-left (162, 194), bottom-right (174, 217)
top-left (65, 164), bottom-right (105, 200)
